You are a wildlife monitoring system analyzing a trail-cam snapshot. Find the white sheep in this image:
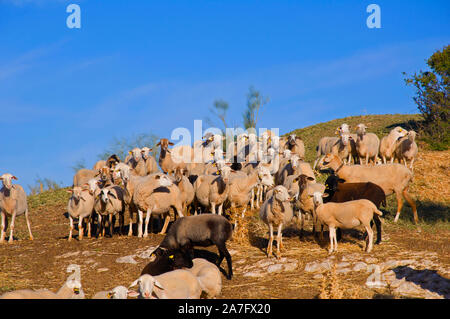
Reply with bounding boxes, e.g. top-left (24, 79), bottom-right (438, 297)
top-left (379, 126), bottom-right (408, 164)
top-left (355, 124), bottom-right (380, 165)
top-left (92, 286), bottom-right (129, 299)
top-left (0, 173), bottom-right (33, 243)
top-left (259, 185), bottom-right (293, 259)
top-left (311, 191), bottom-right (383, 253)
top-left (66, 185), bottom-right (95, 241)
top-left (184, 258), bottom-right (222, 299)
top-left (0, 278), bottom-right (84, 299)
top-left (394, 130), bottom-right (418, 170)
top-left (128, 271), bottom-right (202, 299)
top-left (94, 185), bottom-right (126, 237)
